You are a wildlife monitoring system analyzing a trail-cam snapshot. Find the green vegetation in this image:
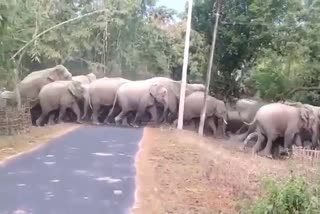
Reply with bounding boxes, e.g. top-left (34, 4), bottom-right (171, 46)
top-left (1, 0), bottom-right (320, 103)
top-left (243, 174), bottom-right (320, 214)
